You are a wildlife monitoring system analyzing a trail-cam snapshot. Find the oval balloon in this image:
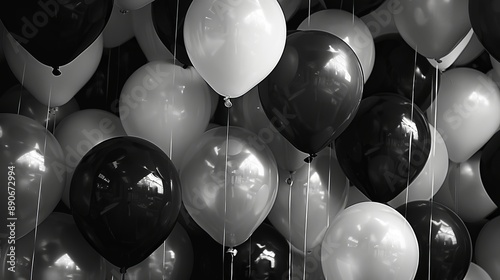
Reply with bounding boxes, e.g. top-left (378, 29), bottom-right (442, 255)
top-left (464, 263), bottom-right (493, 280)
top-left (180, 126), bottom-right (278, 247)
top-left (469, 0), bottom-right (500, 64)
top-left (393, 0), bottom-right (470, 60)
top-left (298, 9), bottom-right (375, 82)
top-left (322, 202), bottom-right (419, 280)
top-left (335, 93), bottom-right (431, 203)
top-left (184, 0), bottom-right (287, 98)
top-left (475, 216), bottom-right (500, 280)
top-left (259, 30), bottom-right (364, 155)
top-left (0, 113), bottom-right (66, 241)
top-left (396, 201), bottom-right (472, 280)
top-left (70, 136), bottom-right (182, 270)
top-left (268, 149), bottom-right (349, 251)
